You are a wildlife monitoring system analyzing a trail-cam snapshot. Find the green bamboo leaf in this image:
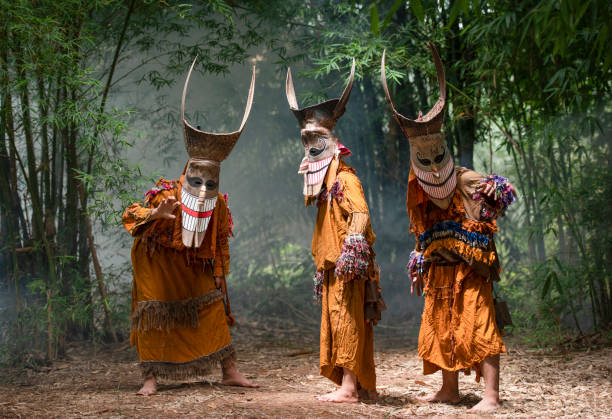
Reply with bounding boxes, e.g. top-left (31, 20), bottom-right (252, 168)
top-left (447, 1), bottom-right (461, 27)
top-left (552, 271), bottom-right (563, 296)
top-left (382, 0), bottom-right (404, 30)
top-left (370, 4), bottom-right (380, 37)
top-left (541, 272), bottom-right (552, 299)
top-left (411, 0), bottom-right (424, 22)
